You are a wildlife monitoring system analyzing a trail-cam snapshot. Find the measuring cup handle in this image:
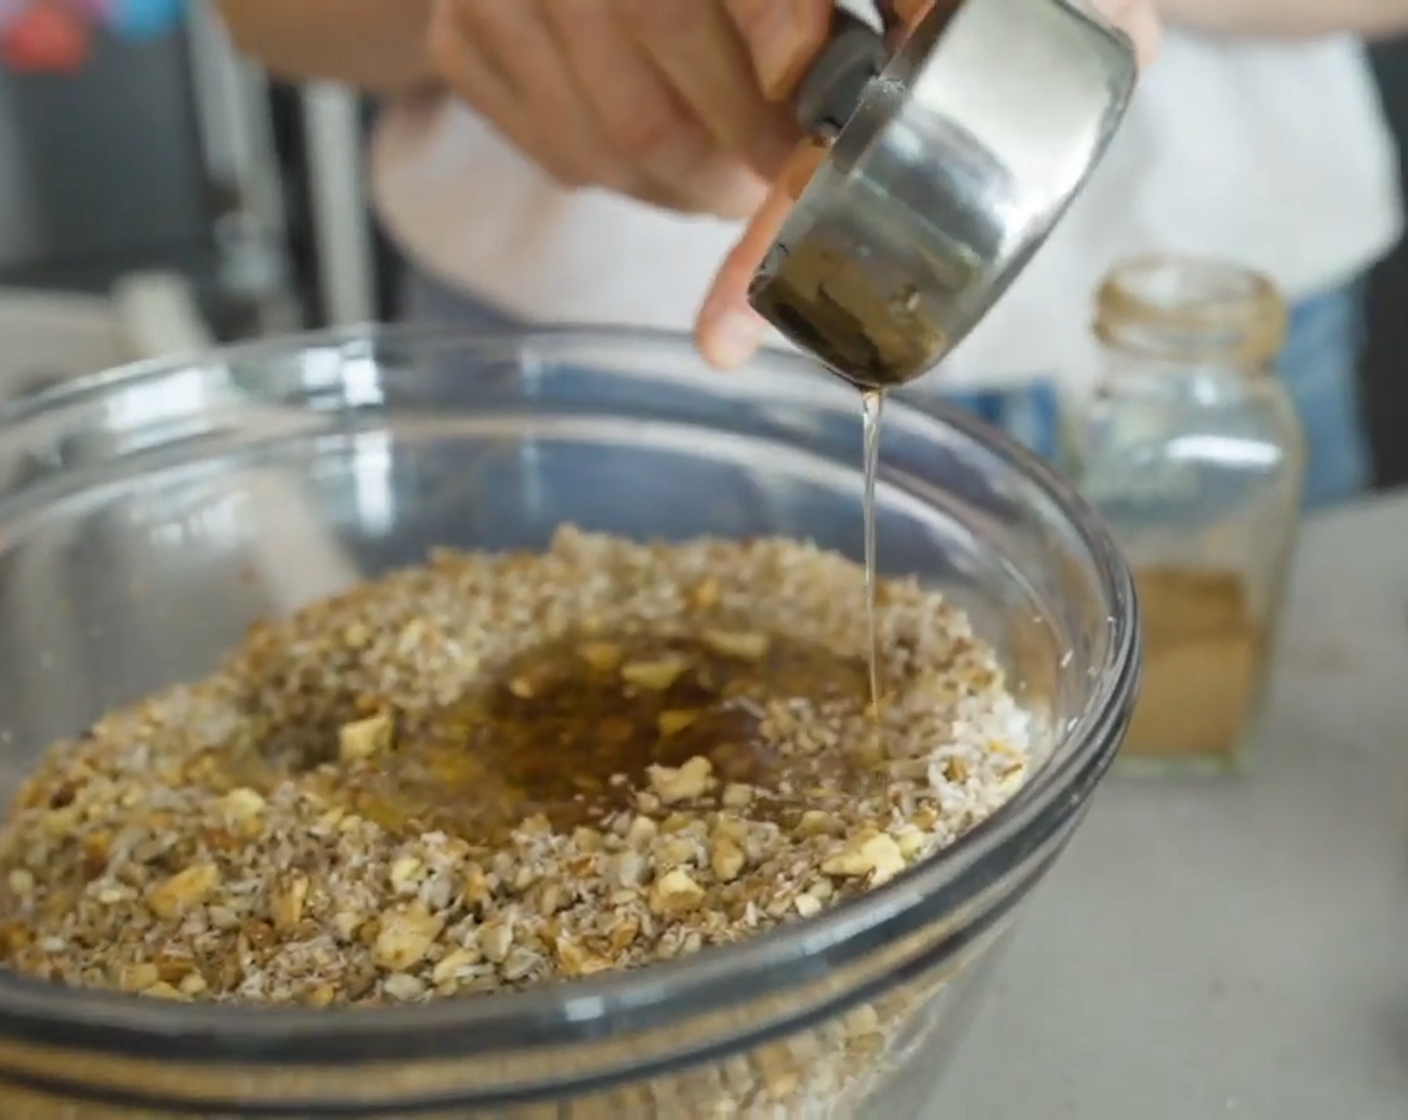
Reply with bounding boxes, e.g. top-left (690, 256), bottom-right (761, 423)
top-left (793, 9), bottom-right (889, 138)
